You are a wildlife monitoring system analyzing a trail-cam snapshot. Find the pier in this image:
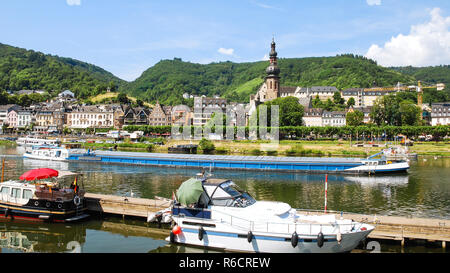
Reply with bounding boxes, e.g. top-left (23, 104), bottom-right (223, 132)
top-left (84, 193), bottom-right (450, 249)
